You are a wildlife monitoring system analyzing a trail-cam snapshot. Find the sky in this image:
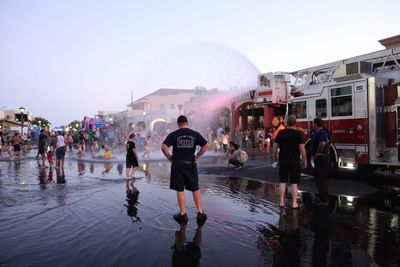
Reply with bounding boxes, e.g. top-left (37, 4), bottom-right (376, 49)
top-left (0, 0), bottom-right (399, 126)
